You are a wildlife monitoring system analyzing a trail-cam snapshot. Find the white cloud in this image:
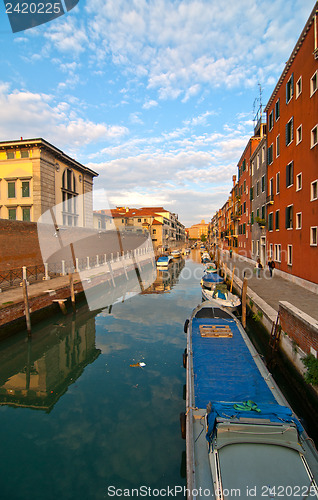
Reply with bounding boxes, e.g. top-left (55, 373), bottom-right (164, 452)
top-left (0, 84), bottom-right (129, 148)
top-left (142, 99), bottom-right (158, 109)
